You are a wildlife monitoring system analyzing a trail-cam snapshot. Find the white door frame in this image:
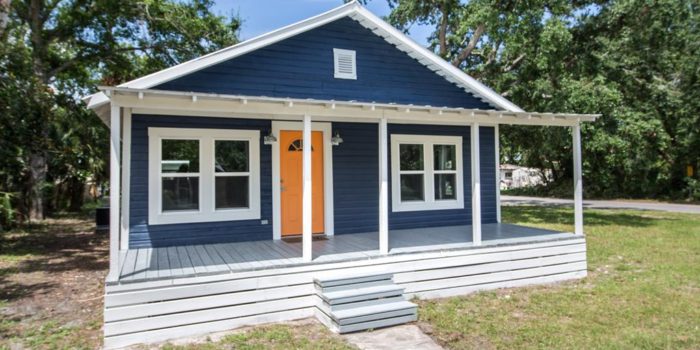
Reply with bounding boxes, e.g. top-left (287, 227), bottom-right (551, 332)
top-left (272, 121), bottom-right (334, 240)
